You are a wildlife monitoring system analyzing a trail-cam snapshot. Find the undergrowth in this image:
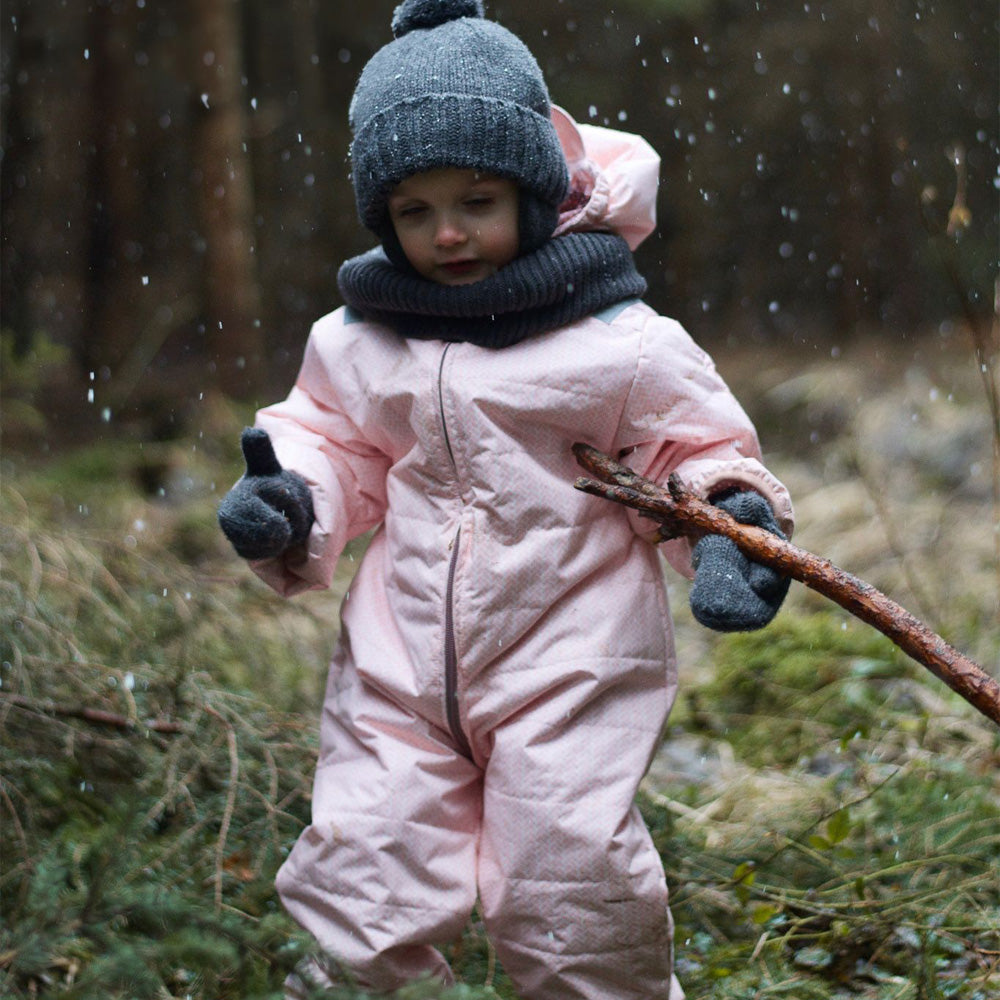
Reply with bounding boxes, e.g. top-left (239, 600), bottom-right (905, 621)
top-left (657, 618), bottom-right (1000, 998)
top-left (1, 437), bottom-right (998, 999)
